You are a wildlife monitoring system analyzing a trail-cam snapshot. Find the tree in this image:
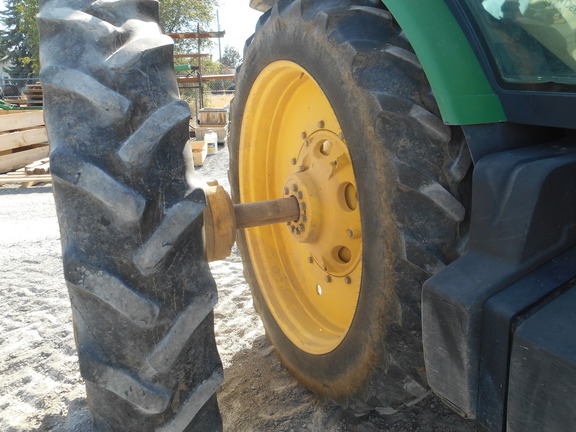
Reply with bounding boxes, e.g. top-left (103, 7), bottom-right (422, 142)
top-left (0, 0), bottom-right (39, 77)
top-left (160, 0), bottom-right (219, 57)
top-left (0, 0), bottom-right (218, 78)
top-left (221, 45), bottom-right (242, 69)
top-left (160, 0), bottom-right (217, 33)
